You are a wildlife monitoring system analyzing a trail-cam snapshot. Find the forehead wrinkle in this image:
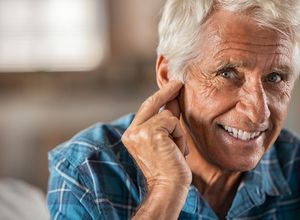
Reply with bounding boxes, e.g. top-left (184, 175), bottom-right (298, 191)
top-left (213, 46), bottom-right (291, 60)
top-left (223, 40), bottom-right (291, 48)
top-left (213, 48), bottom-right (257, 59)
top-left (210, 35), bottom-right (292, 56)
